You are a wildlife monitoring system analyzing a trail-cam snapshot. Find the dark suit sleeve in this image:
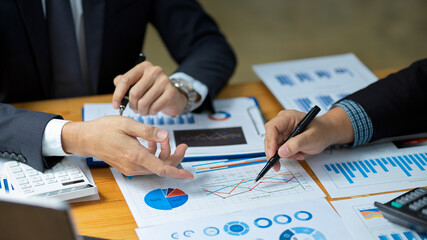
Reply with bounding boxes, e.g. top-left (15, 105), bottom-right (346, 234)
top-left (149, 0), bottom-right (237, 111)
top-left (0, 104), bottom-right (64, 172)
top-left (345, 58), bottom-right (427, 141)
